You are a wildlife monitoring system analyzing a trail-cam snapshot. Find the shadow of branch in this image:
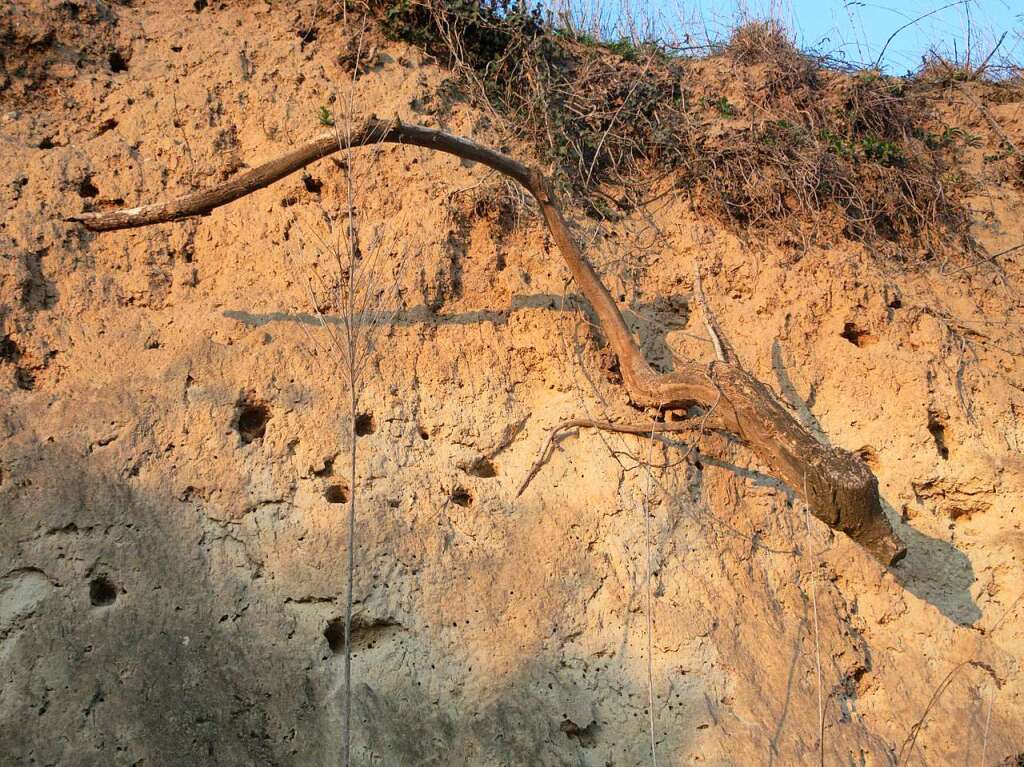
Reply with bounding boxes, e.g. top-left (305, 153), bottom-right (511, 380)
top-left (882, 499), bottom-right (982, 625)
